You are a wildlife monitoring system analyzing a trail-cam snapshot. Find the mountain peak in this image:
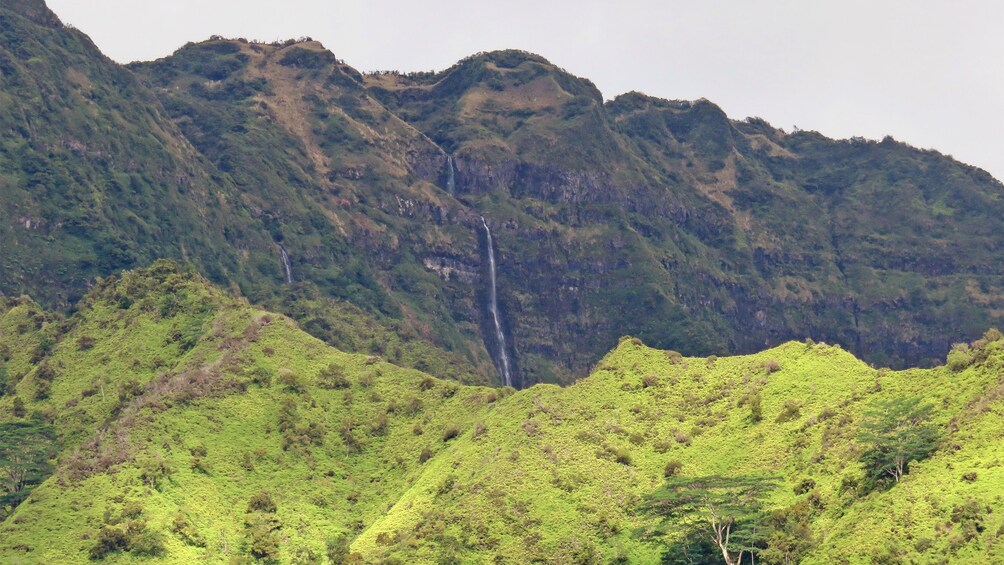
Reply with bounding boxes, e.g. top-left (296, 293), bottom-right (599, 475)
top-left (461, 49), bottom-right (552, 69)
